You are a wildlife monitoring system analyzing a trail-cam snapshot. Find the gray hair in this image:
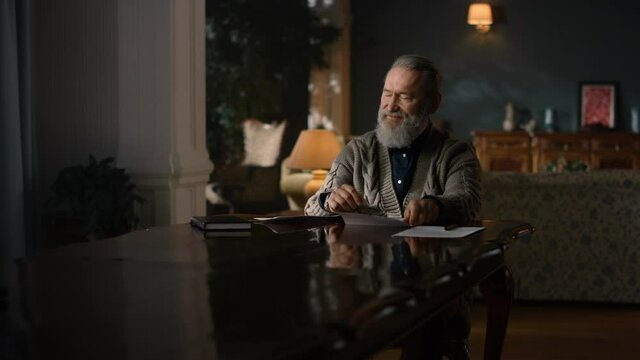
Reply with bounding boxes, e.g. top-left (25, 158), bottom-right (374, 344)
top-left (390, 54), bottom-right (442, 97)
